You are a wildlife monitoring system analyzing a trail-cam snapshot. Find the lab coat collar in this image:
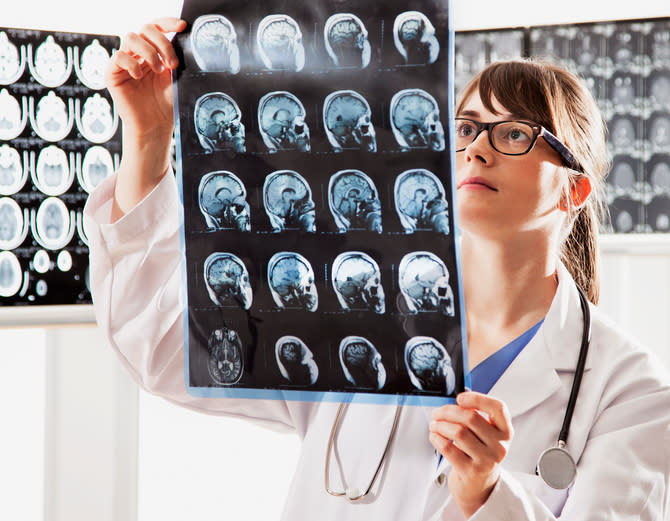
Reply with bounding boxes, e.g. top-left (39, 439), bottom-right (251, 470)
top-left (489, 262), bottom-right (592, 419)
